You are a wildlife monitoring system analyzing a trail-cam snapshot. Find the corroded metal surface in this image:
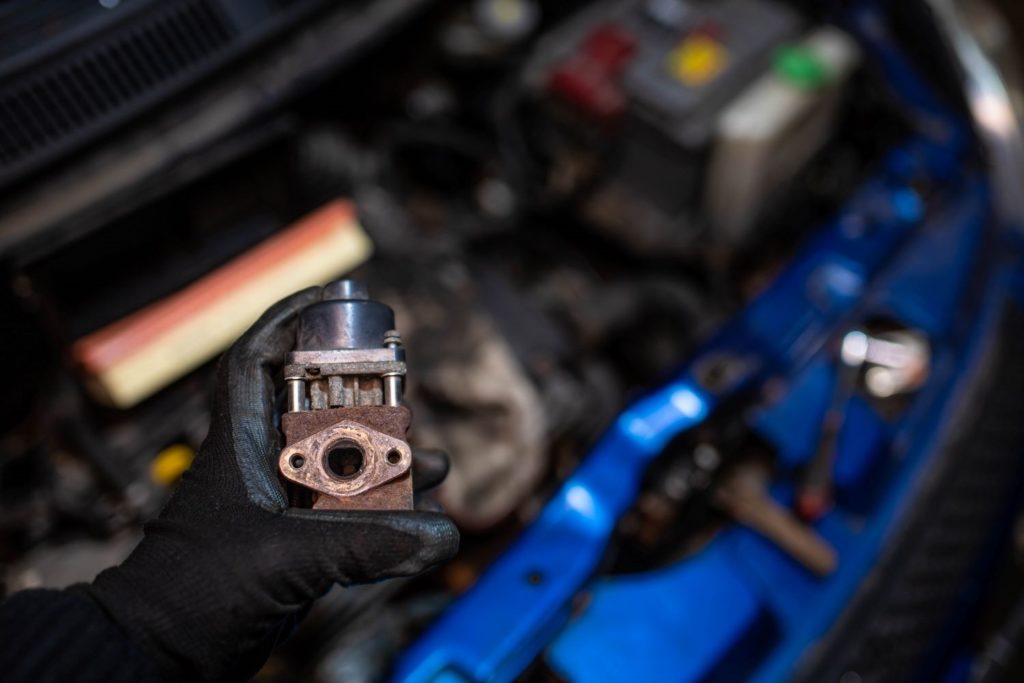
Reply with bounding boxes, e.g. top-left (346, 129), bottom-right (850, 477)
top-left (281, 406), bottom-right (414, 510)
top-left (279, 421), bottom-right (411, 497)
